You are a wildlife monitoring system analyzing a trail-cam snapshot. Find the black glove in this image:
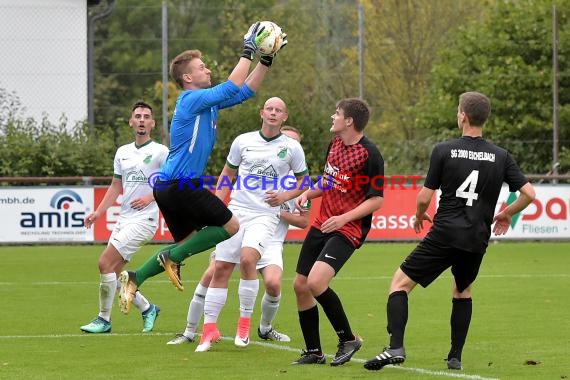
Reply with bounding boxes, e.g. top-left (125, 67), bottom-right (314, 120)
top-left (242, 22), bottom-right (265, 61)
top-left (260, 32), bottom-right (288, 67)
